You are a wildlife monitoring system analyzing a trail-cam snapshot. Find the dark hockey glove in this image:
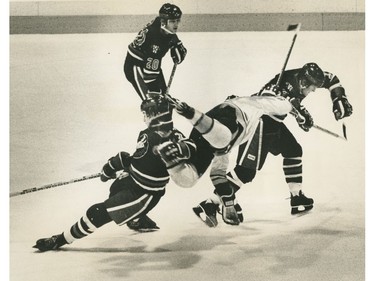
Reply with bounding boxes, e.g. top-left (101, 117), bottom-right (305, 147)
top-left (165, 94), bottom-right (195, 119)
top-left (170, 41), bottom-right (187, 64)
top-left (333, 96), bottom-right (353, 120)
top-left (157, 141), bottom-right (191, 168)
top-left (287, 97), bottom-right (313, 132)
top-left (294, 106), bottom-right (314, 132)
top-left (100, 162), bottom-right (116, 182)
